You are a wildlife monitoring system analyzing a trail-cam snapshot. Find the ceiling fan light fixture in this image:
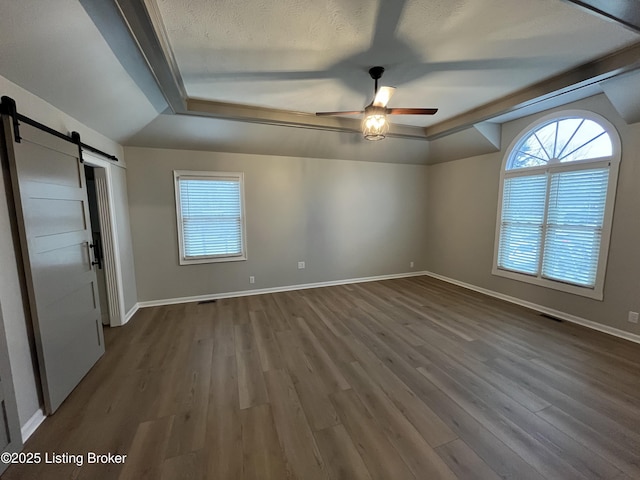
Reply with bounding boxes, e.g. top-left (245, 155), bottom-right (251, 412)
top-left (362, 106), bottom-right (389, 141)
top-left (316, 66), bottom-right (437, 140)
